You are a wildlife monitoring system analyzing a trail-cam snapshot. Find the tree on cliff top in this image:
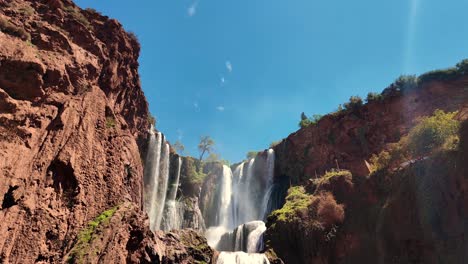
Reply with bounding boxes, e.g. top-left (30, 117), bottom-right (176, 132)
top-left (198, 136), bottom-right (215, 160)
top-left (173, 140), bottom-right (185, 155)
